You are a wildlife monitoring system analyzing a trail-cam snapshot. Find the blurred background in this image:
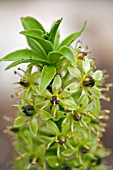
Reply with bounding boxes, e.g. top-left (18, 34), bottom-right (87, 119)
top-left (0, 0), bottom-right (113, 169)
